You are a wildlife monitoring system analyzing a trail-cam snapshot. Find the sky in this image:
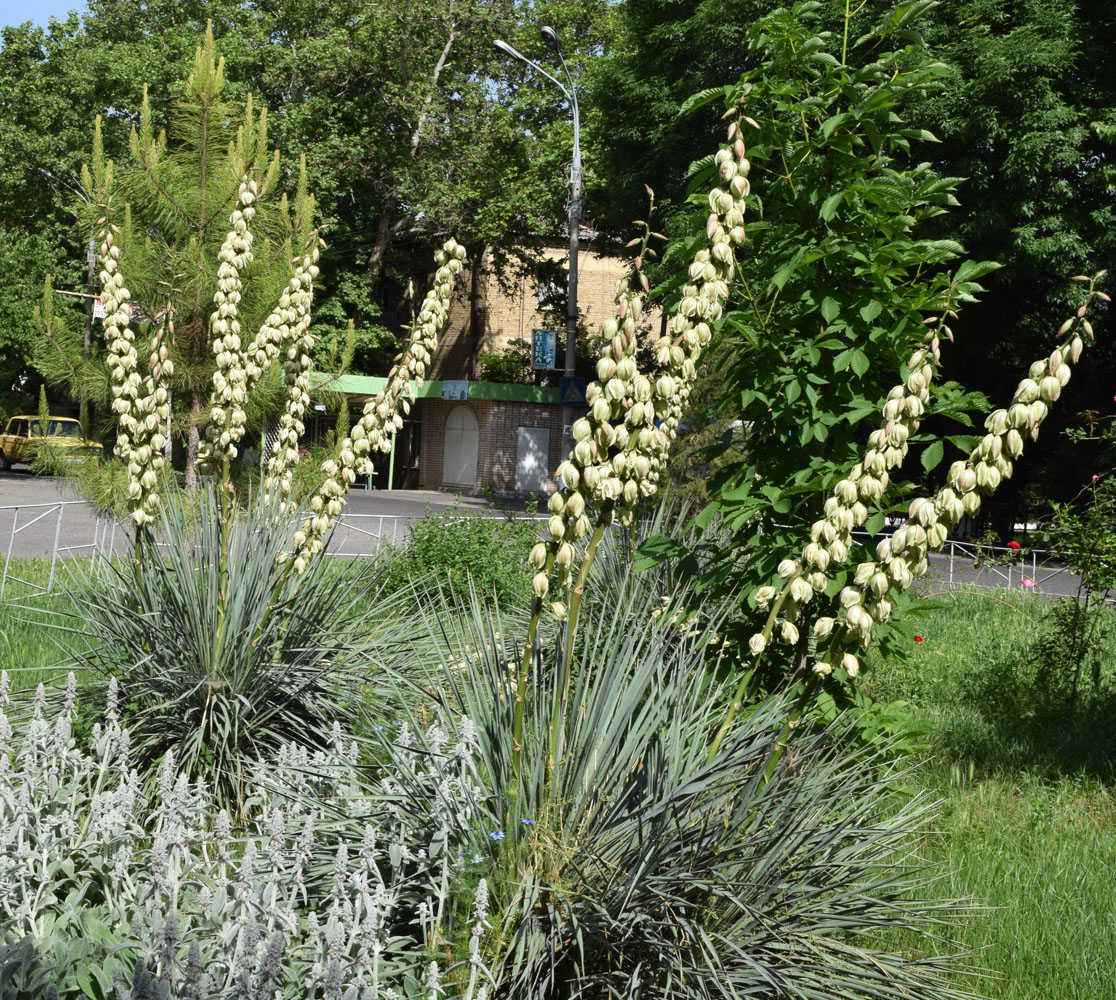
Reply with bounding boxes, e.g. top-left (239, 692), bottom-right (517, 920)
top-left (0, 0), bottom-right (88, 30)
